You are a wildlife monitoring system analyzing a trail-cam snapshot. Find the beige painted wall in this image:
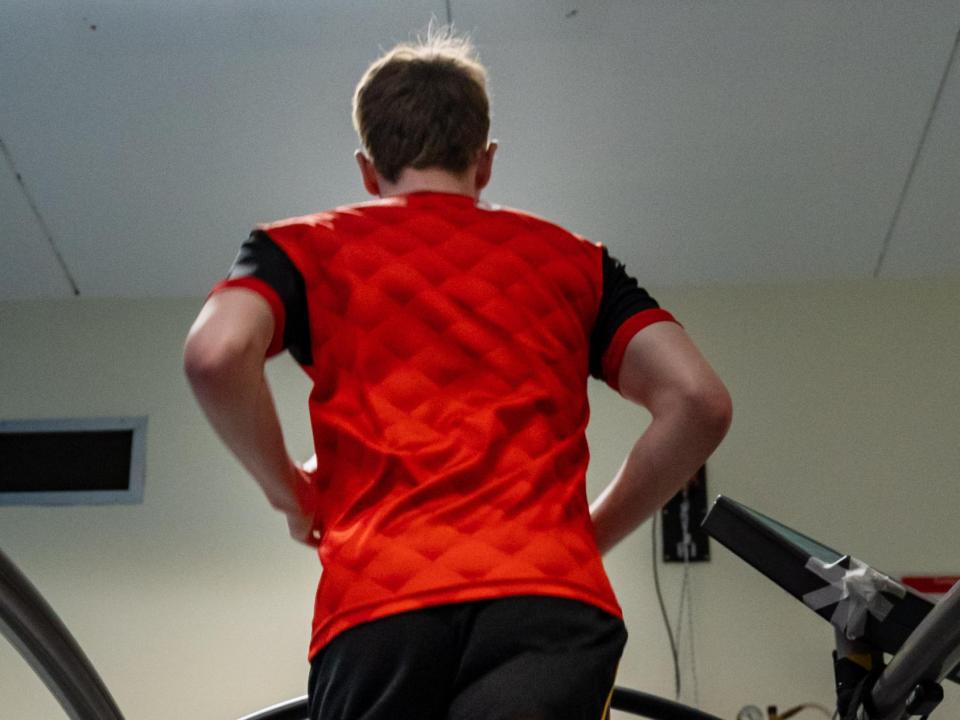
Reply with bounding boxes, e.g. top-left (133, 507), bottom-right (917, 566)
top-left (1, 279), bottom-right (958, 719)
